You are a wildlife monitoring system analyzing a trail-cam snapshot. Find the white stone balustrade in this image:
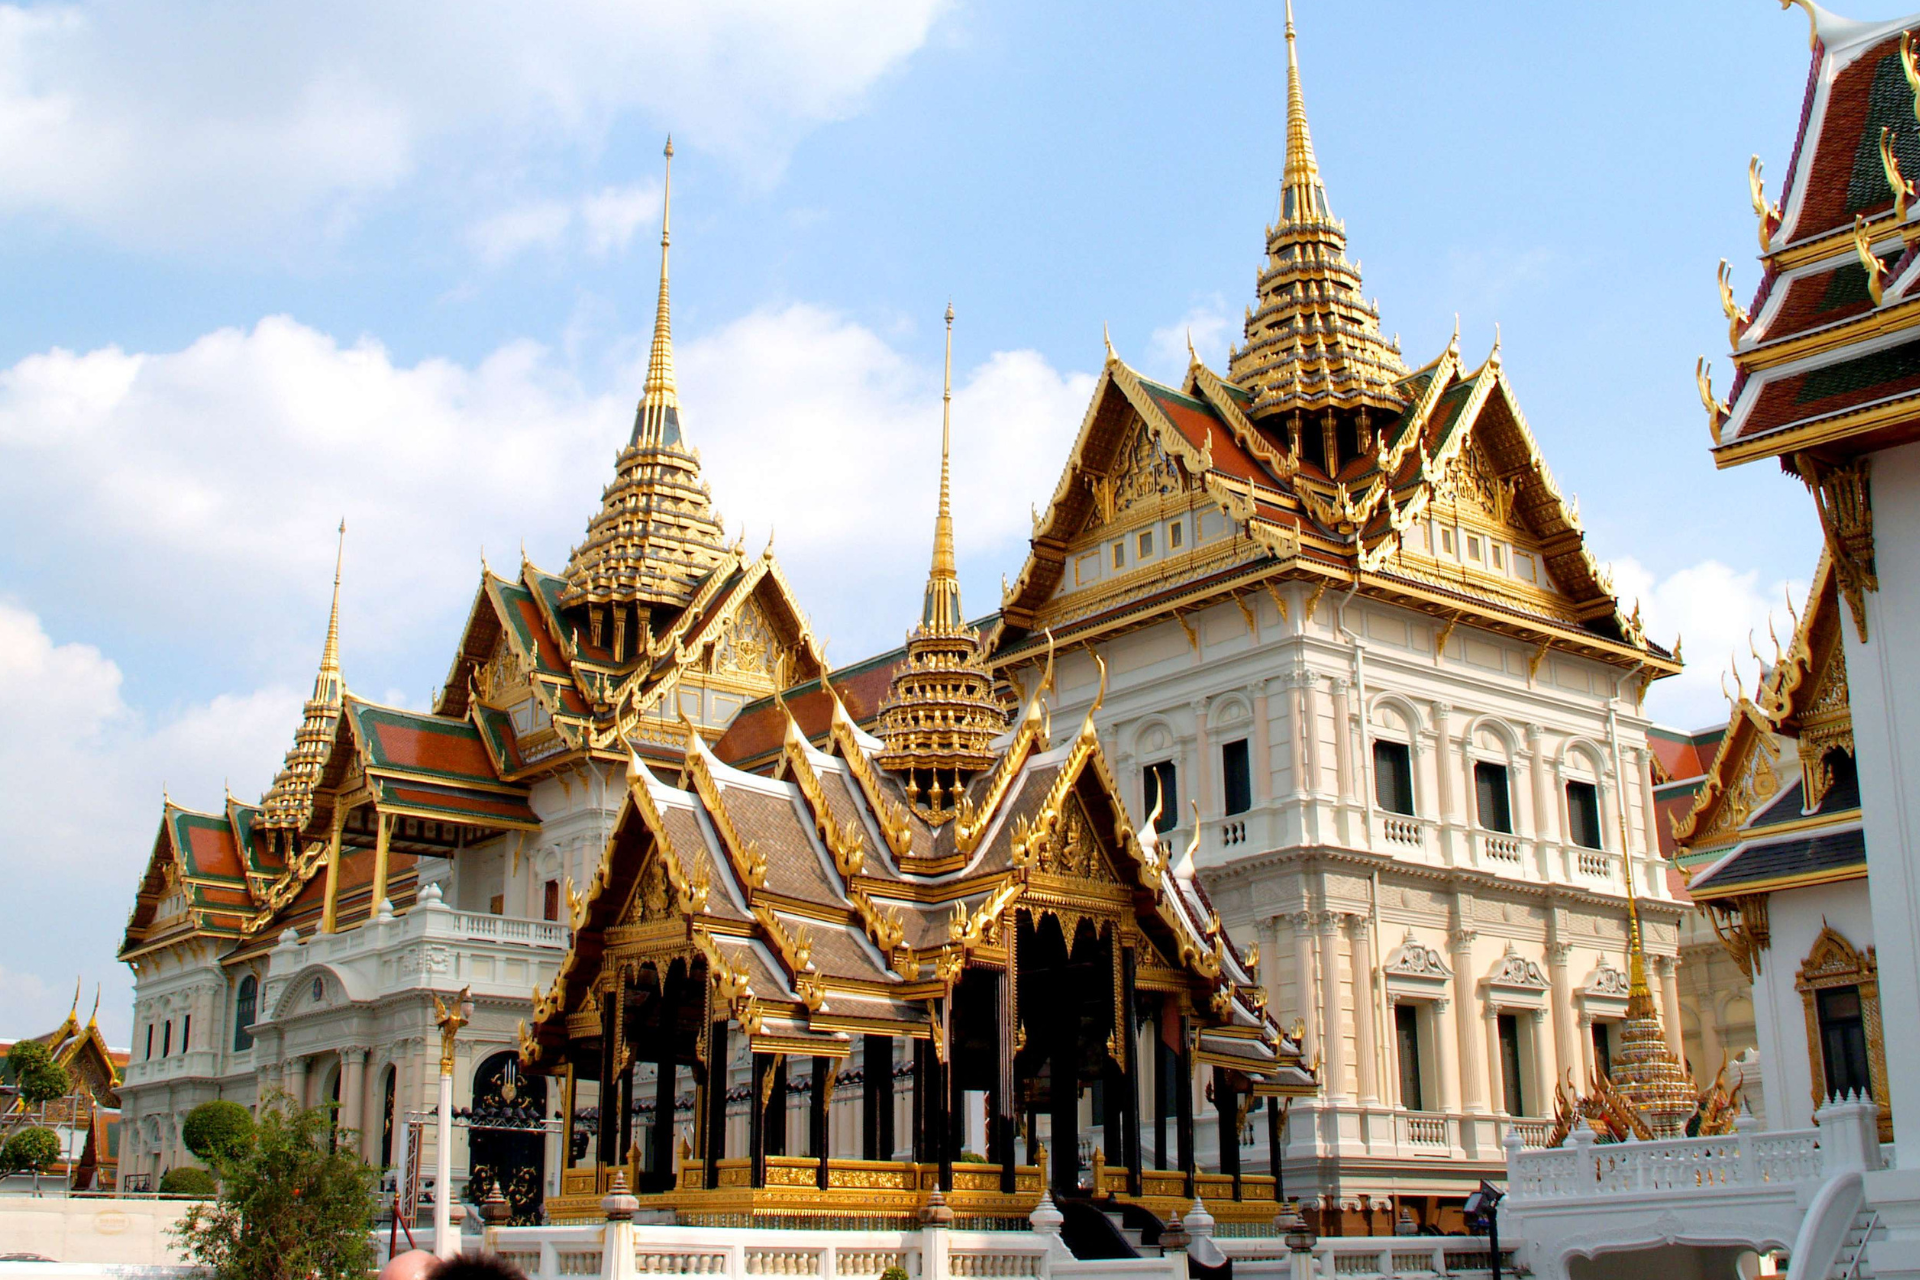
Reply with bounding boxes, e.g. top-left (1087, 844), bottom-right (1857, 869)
top-left (1502, 1097), bottom-right (1884, 1280)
